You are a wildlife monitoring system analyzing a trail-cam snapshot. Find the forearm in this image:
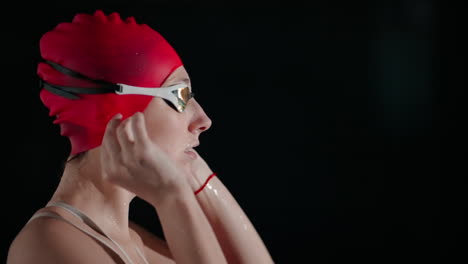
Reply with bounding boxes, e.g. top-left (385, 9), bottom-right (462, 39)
top-left (150, 184), bottom-right (227, 264)
top-left (195, 176), bottom-right (274, 264)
